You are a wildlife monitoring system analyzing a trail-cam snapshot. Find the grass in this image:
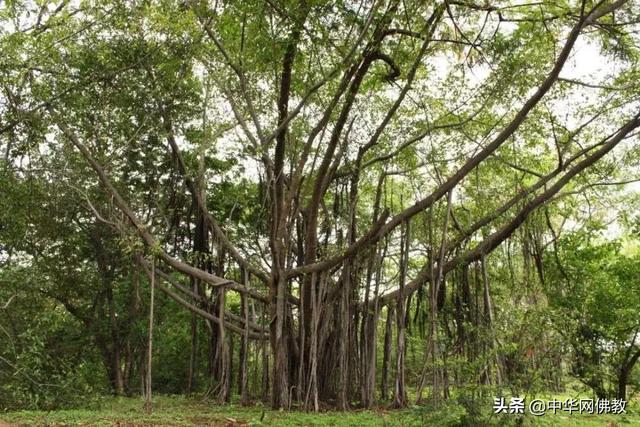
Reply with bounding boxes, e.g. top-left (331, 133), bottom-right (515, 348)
top-left (1, 394), bottom-right (639, 426)
top-left (0, 396), bottom-right (420, 427)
